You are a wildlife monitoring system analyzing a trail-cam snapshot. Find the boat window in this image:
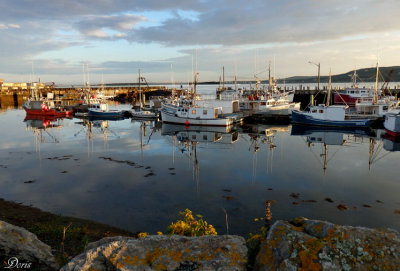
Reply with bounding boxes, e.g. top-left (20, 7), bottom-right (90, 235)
top-left (192, 135), bottom-right (196, 140)
top-left (319, 110), bottom-right (324, 113)
top-left (203, 110), bottom-right (207, 115)
top-left (312, 109), bottom-right (317, 113)
top-left (203, 135), bottom-right (208, 140)
top-left (192, 110), bottom-right (196, 114)
top-left (351, 91), bottom-right (354, 94)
